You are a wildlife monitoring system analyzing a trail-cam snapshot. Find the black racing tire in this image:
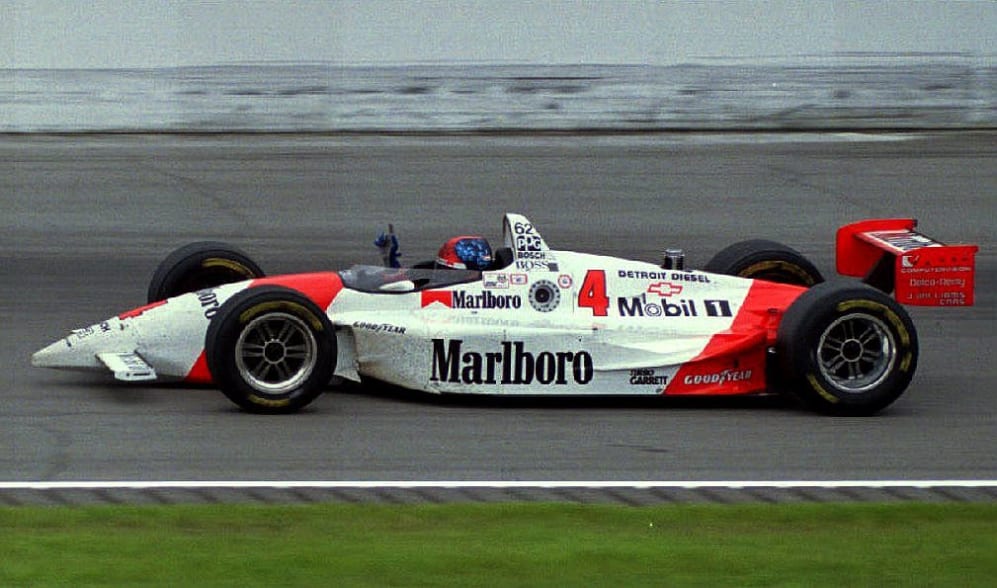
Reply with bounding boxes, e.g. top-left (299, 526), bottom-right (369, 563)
top-left (147, 241), bottom-right (265, 303)
top-left (704, 239), bottom-right (824, 287)
top-left (776, 281), bottom-right (918, 416)
top-left (205, 286), bottom-right (337, 414)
